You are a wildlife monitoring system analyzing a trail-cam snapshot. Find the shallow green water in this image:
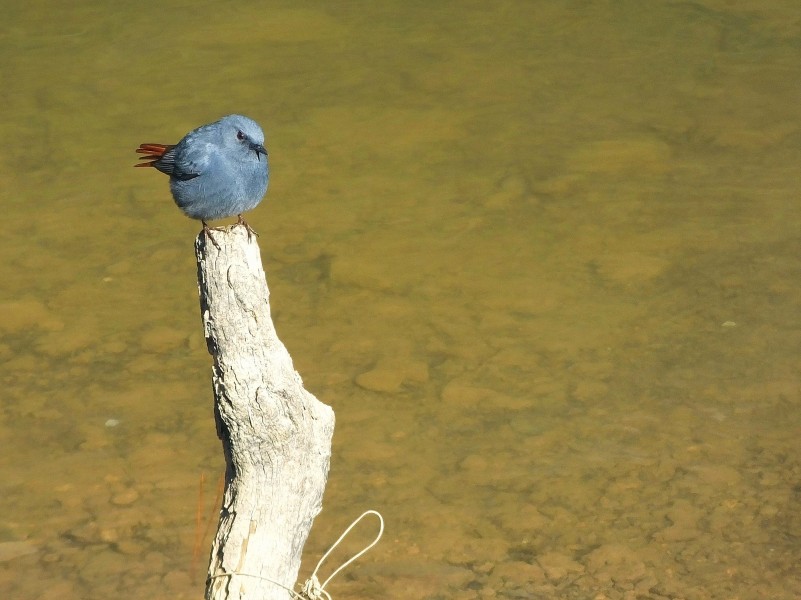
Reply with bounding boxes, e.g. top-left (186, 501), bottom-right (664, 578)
top-left (1, 1), bottom-right (800, 598)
